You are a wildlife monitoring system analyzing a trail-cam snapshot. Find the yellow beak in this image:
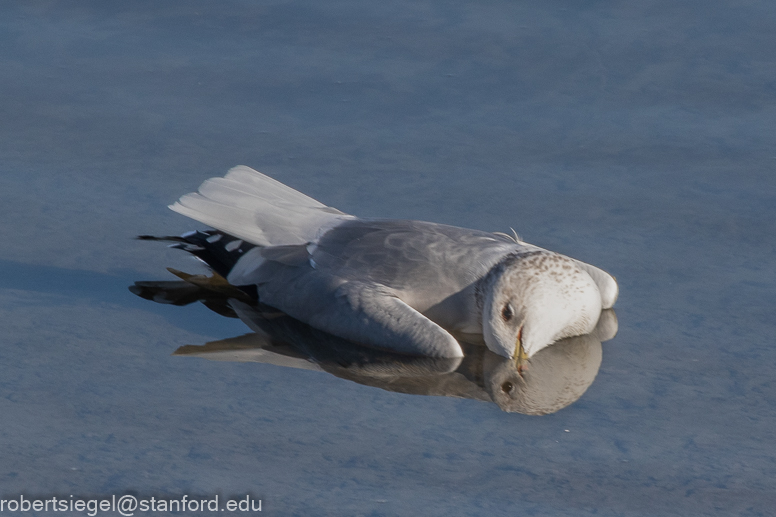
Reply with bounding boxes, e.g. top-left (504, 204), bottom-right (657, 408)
top-left (514, 325), bottom-right (528, 370)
